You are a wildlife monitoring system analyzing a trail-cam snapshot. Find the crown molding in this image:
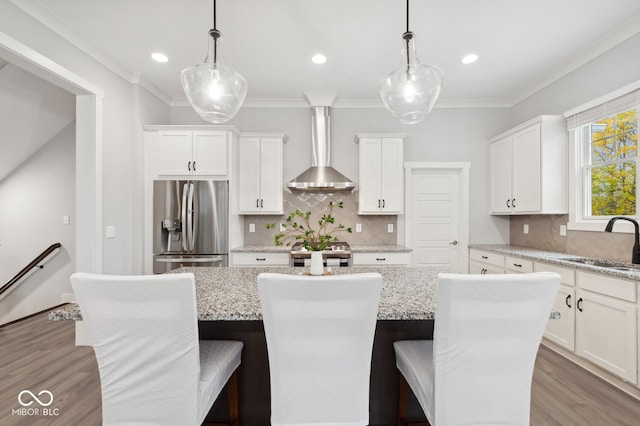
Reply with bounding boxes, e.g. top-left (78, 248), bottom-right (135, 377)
top-left (172, 96), bottom-right (510, 109)
top-left (510, 14), bottom-right (640, 107)
top-left (11, 0), bottom-right (173, 104)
